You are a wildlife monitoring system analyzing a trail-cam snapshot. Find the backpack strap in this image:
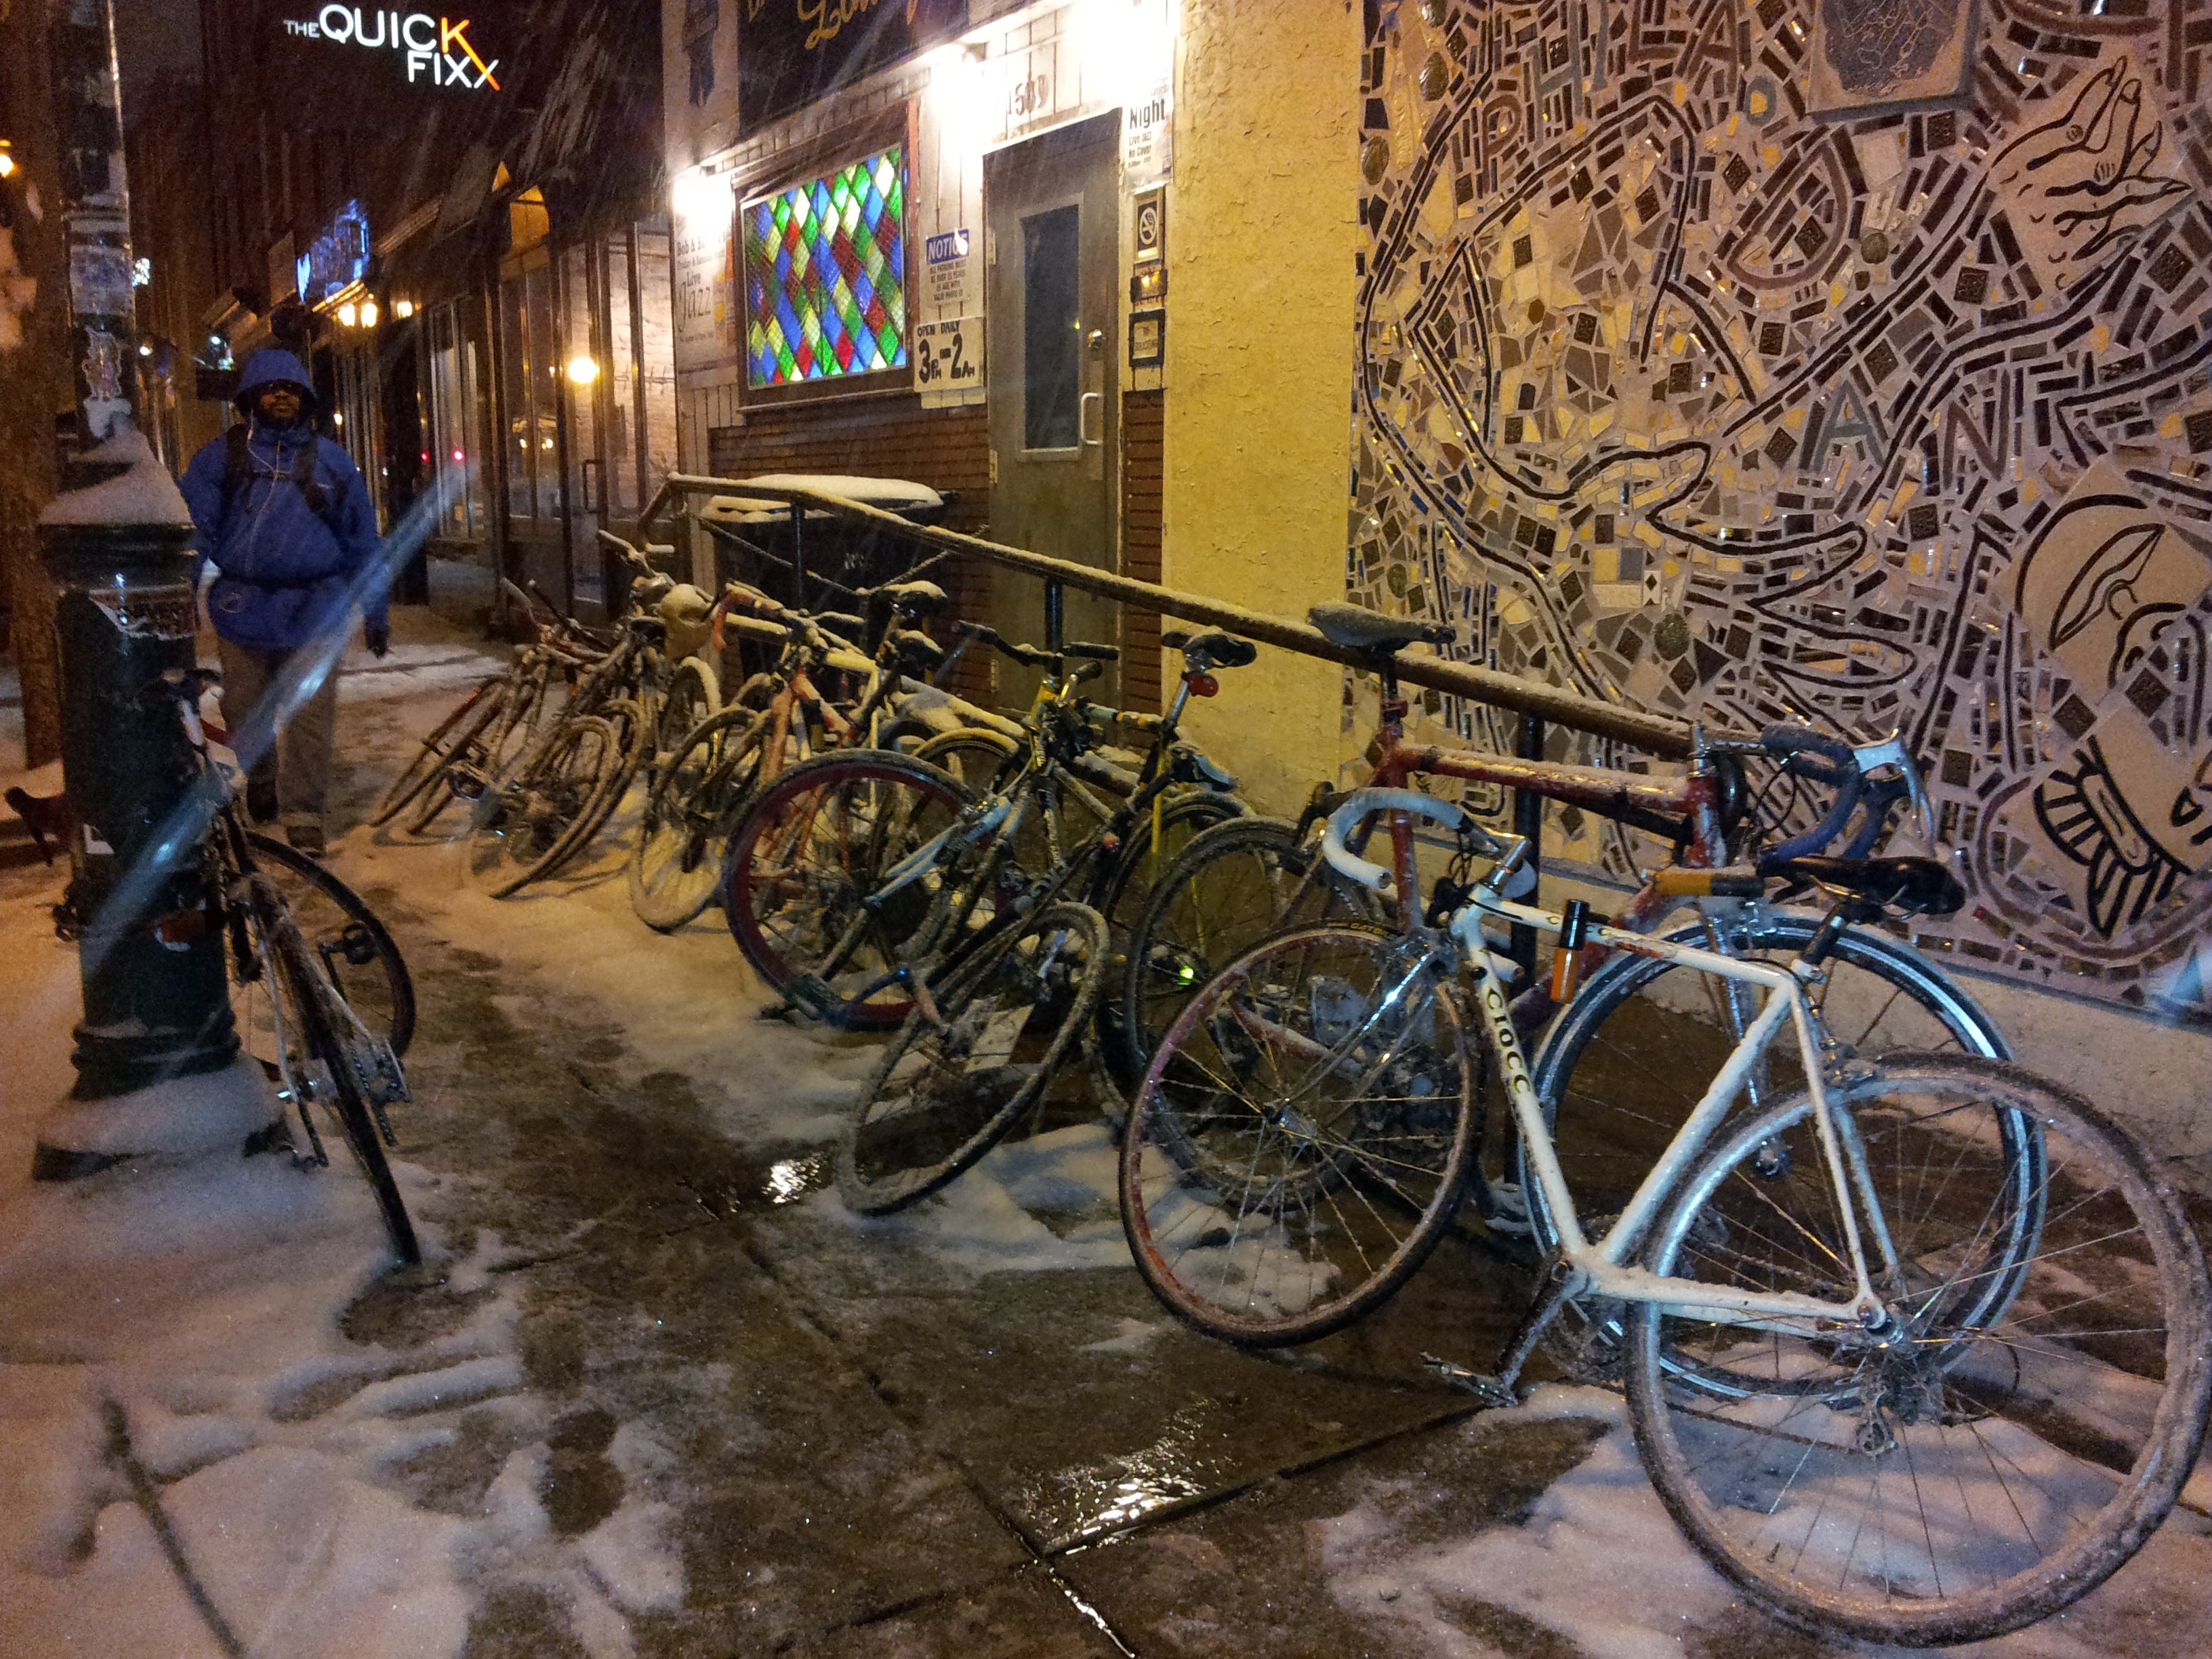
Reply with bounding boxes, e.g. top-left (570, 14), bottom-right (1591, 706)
top-left (221, 422), bottom-right (337, 529)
